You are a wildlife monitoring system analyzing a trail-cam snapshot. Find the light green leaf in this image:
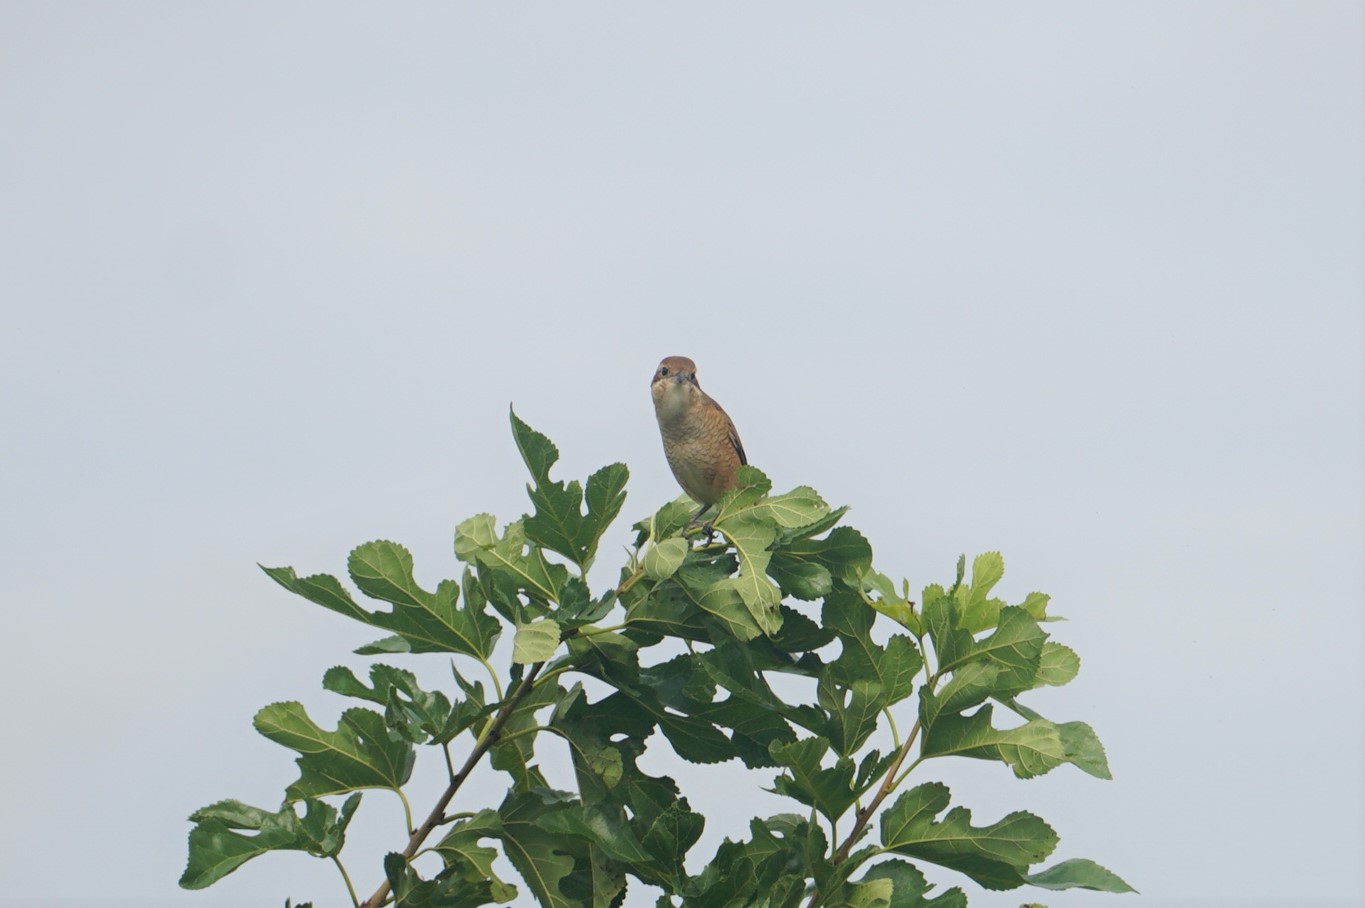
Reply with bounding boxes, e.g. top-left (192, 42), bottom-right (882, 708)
top-left (513, 618), bottom-right (561, 664)
top-left (863, 570), bottom-right (920, 634)
top-left (845, 877), bottom-right (893, 908)
top-left (857, 859), bottom-right (966, 908)
top-left (1057, 720), bottom-right (1112, 780)
top-left (971, 551), bottom-right (1004, 598)
top-left (757, 486), bottom-right (831, 528)
top-left (1036, 642), bottom-right (1080, 686)
top-left (643, 537), bottom-right (689, 580)
top-left (268, 543), bottom-right (502, 659)
top-left (1025, 858), bottom-right (1136, 893)
top-left (718, 515), bottom-right (783, 634)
